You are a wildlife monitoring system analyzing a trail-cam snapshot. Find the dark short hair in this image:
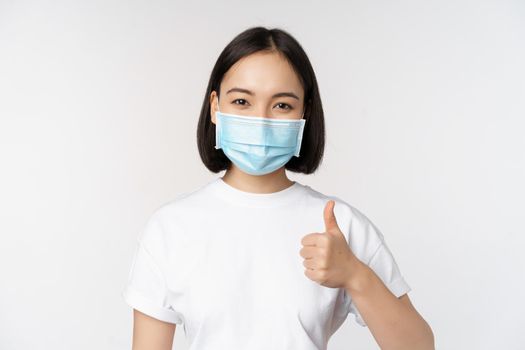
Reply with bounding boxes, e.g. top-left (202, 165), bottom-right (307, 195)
top-left (196, 26), bottom-right (325, 174)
